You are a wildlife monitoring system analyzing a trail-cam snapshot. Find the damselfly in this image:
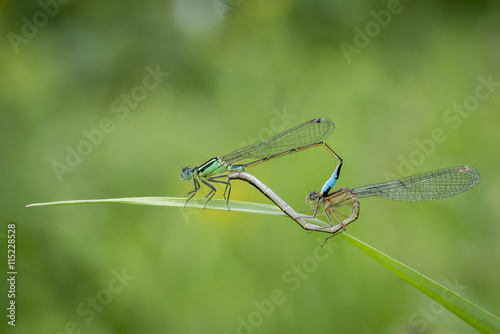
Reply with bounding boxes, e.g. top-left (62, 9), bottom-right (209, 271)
top-left (307, 166), bottom-right (481, 240)
top-left (181, 118), bottom-right (342, 208)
